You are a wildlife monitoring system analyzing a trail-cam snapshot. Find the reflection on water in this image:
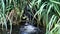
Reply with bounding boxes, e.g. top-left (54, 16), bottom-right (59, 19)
top-left (0, 23), bottom-right (44, 34)
top-left (19, 23), bottom-right (43, 34)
